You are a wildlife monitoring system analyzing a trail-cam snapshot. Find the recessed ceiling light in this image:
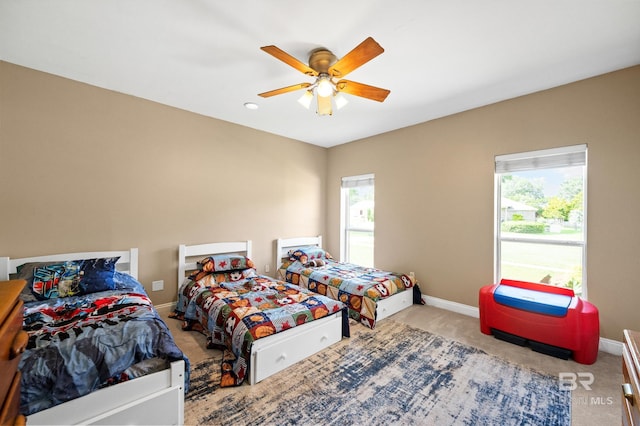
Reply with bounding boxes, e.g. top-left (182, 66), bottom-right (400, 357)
top-left (244, 102), bottom-right (259, 110)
